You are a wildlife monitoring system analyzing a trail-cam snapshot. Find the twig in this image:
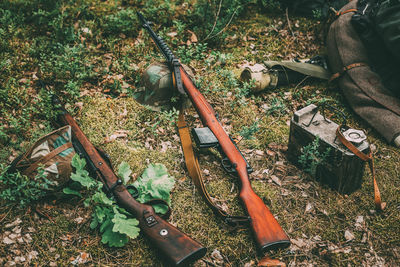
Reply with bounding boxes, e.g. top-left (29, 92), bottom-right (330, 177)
top-left (204, 0), bottom-right (223, 41)
top-left (293, 75), bottom-right (311, 93)
top-left (0, 207), bottom-right (12, 223)
top-left (204, 6), bottom-right (239, 41)
top-left (202, 259), bottom-right (217, 266)
top-left (286, 7), bottom-right (295, 38)
top-left (34, 206), bottom-right (55, 223)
